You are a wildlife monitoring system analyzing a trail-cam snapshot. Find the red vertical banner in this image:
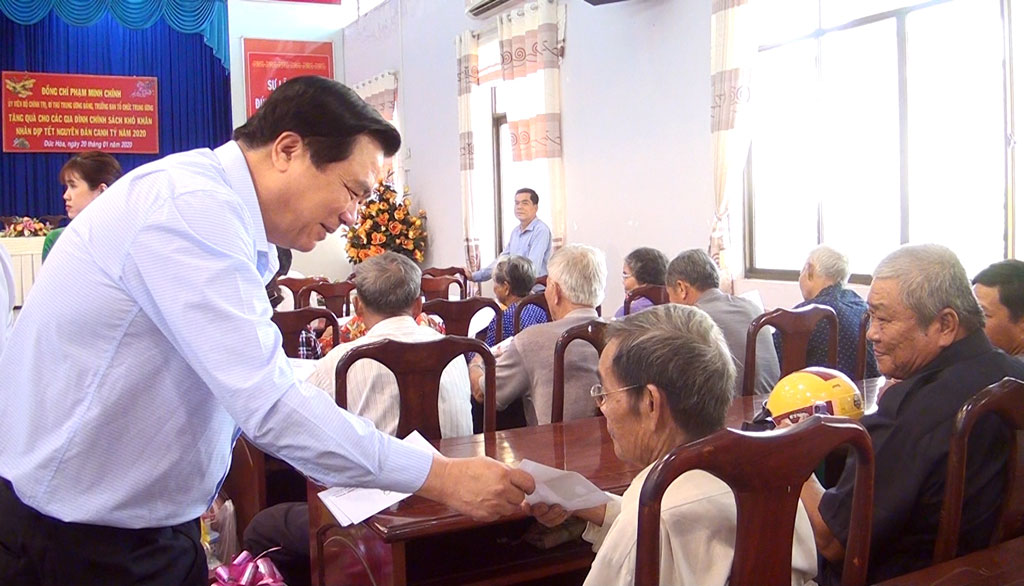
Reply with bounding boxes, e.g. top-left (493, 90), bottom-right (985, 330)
top-left (243, 39), bottom-right (335, 118)
top-left (2, 71), bottom-right (158, 154)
